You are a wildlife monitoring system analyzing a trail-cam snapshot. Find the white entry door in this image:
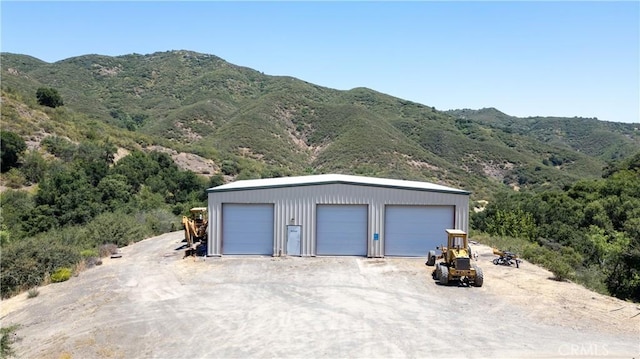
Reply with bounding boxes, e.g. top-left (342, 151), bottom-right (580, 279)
top-left (286, 225), bottom-right (301, 256)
